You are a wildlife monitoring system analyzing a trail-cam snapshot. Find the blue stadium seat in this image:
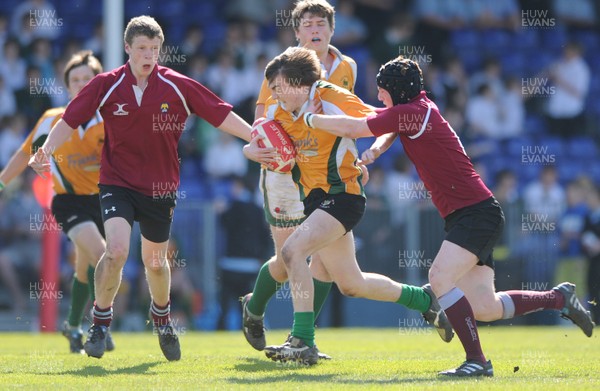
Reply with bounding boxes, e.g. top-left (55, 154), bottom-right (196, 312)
top-left (506, 136), bottom-right (535, 156)
top-left (482, 29), bottom-right (512, 50)
top-left (540, 26), bottom-right (568, 51)
top-left (525, 51), bottom-right (555, 74)
top-left (512, 29), bottom-right (539, 50)
top-left (542, 136), bottom-right (565, 158)
top-left (590, 161), bottom-right (600, 183)
top-left (455, 48), bottom-right (483, 73)
top-left (567, 136), bottom-right (598, 158)
top-left (572, 30), bottom-right (599, 52)
top-left (451, 29), bottom-right (480, 48)
top-left (499, 52), bottom-right (525, 76)
top-left (557, 160), bottom-right (585, 183)
top-left (124, 0), bottom-right (155, 18)
top-left (524, 114), bottom-right (548, 136)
